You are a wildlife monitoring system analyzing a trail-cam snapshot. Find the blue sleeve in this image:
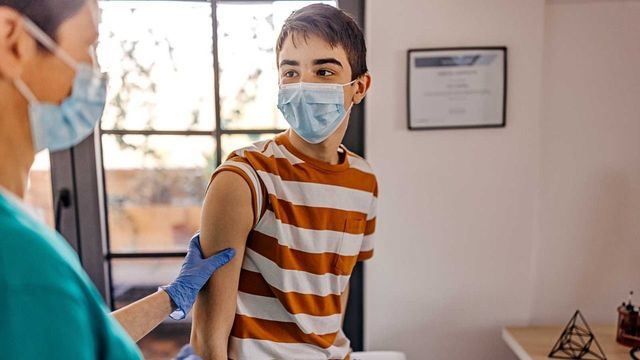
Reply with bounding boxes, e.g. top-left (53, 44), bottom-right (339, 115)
top-left (3, 284), bottom-right (142, 360)
top-left (3, 285), bottom-right (97, 359)
top-left (0, 196), bottom-right (141, 360)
